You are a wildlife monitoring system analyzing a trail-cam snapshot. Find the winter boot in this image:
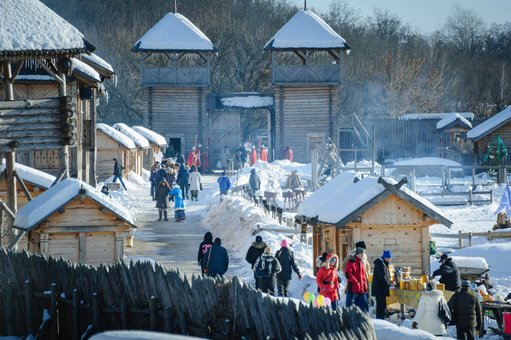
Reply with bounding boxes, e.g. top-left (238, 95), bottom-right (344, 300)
top-left (163, 211), bottom-right (168, 221)
top-left (158, 210), bottom-right (162, 221)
